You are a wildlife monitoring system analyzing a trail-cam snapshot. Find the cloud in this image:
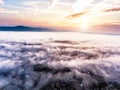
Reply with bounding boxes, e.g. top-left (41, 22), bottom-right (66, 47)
top-left (0, 38), bottom-right (120, 89)
top-left (104, 7), bottom-right (120, 12)
top-left (22, 1), bottom-right (50, 15)
top-left (0, 7), bottom-right (19, 14)
top-left (91, 0), bottom-right (120, 11)
top-left (66, 11), bottom-right (87, 19)
top-left (49, 0), bottom-right (59, 8)
top-left (0, 10), bottom-right (19, 14)
top-left (103, 0), bottom-right (120, 7)
top-left (0, 0), bottom-right (4, 5)
top-left (66, 2), bottom-right (120, 20)
top-left (66, 7), bottom-right (120, 20)
top-left (23, 0), bottom-right (61, 13)
top-left (0, 7), bottom-right (4, 11)
top-left (73, 0), bottom-right (94, 12)
top-left (22, 0), bottom-right (73, 16)
top-left (0, 0), bottom-right (19, 14)
top-left (23, 1), bottom-right (49, 8)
